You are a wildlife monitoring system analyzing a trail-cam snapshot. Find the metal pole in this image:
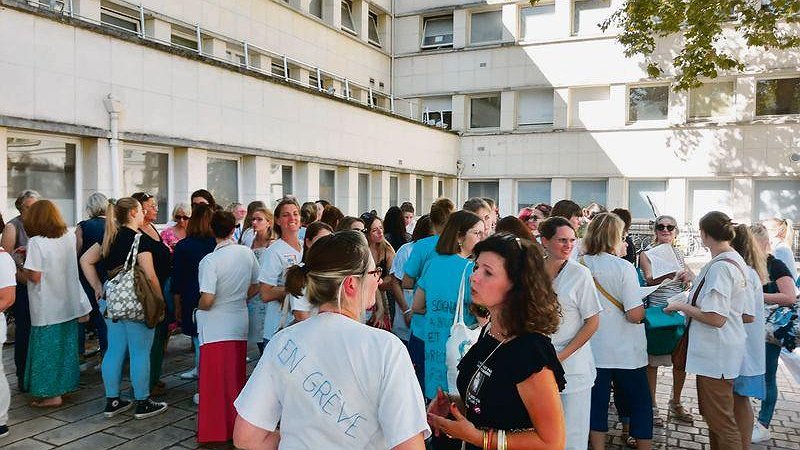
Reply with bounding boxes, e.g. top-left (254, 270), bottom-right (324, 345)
top-left (344, 80), bottom-right (350, 100)
top-left (316, 68), bottom-right (322, 91)
top-left (243, 42), bottom-right (249, 67)
top-left (196, 24), bottom-right (202, 55)
top-left (139, 3), bottom-right (145, 38)
top-left (283, 56), bottom-right (289, 82)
